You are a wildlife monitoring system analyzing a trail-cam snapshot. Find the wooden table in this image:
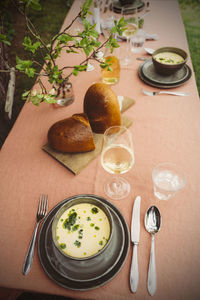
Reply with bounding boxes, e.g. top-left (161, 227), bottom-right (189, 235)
top-left (0, 1), bottom-right (200, 299)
